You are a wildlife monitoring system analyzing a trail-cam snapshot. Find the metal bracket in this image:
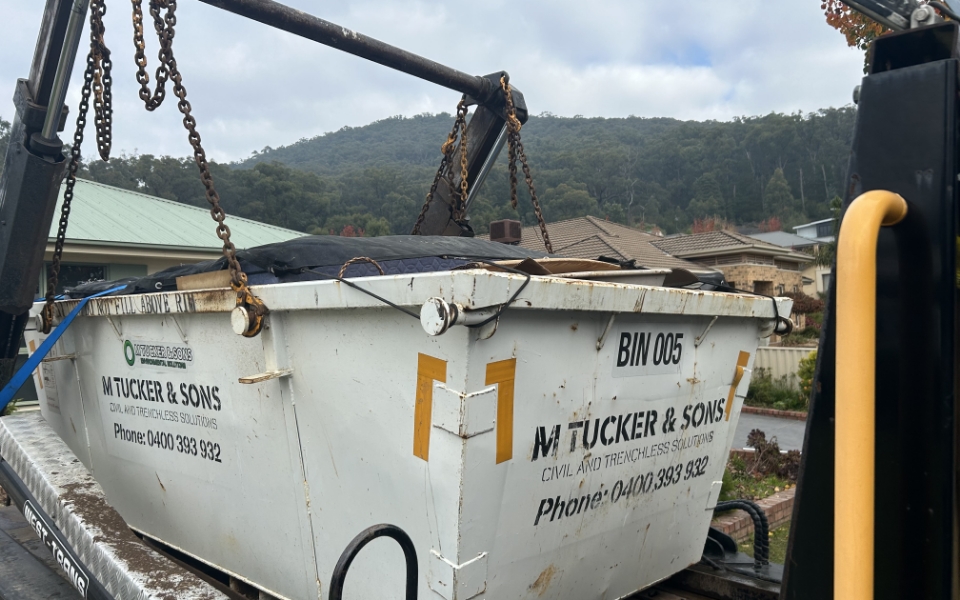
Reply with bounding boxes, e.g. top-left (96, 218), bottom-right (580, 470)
top-left (596, 314), bottom-right (617, 350)
top-left (170, 315), bottom-right (188, 343)
top-left (41, 353), bottom-right (75, 362)
top-left (238, 368), bottom-right (294, 384)
top-left (104, 316), bottom-right (122, 341)
top-left (695, 316), bottom-right (719, 347)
